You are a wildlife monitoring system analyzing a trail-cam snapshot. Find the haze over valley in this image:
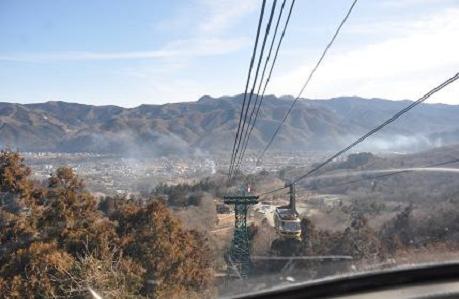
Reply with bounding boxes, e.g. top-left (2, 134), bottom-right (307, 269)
top-left (2, 94), bottom-right (457, 197)
top-left (2, 95), bottom-right (458, 156)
